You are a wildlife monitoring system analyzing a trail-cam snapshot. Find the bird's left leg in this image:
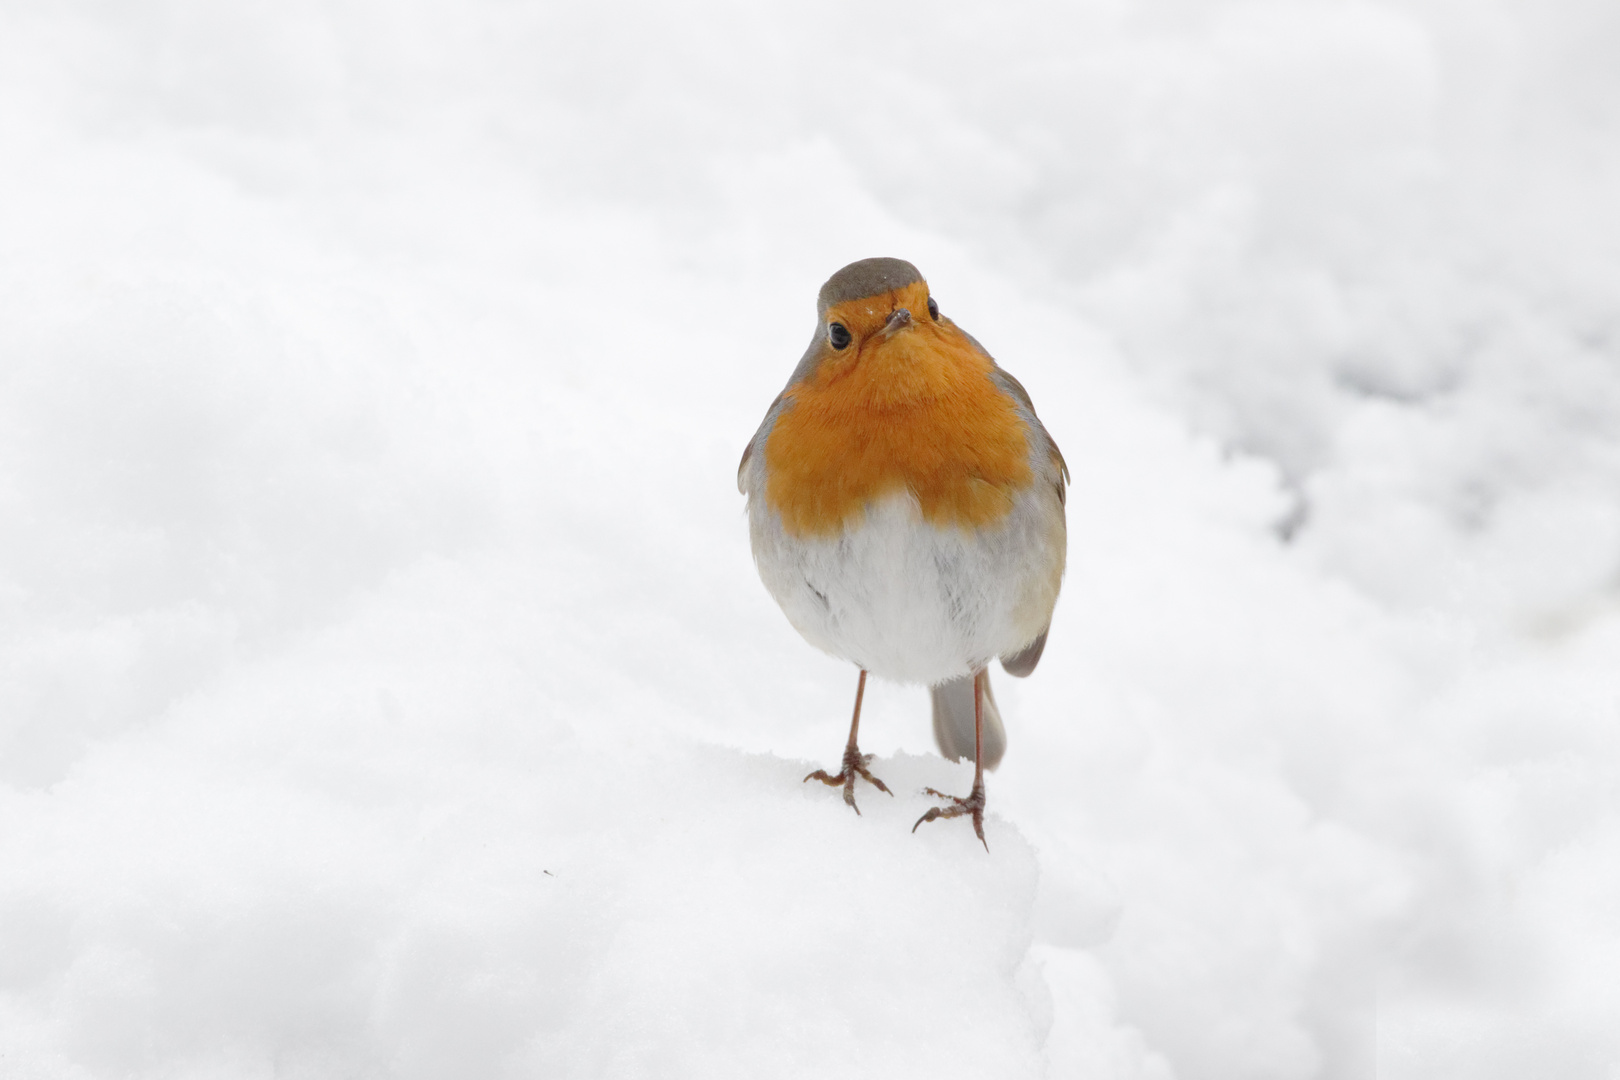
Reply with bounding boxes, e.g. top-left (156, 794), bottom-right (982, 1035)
top-left (913, 667), bottom-right (989, 850)
top-left (804, 668), bottom-right (893, 814)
